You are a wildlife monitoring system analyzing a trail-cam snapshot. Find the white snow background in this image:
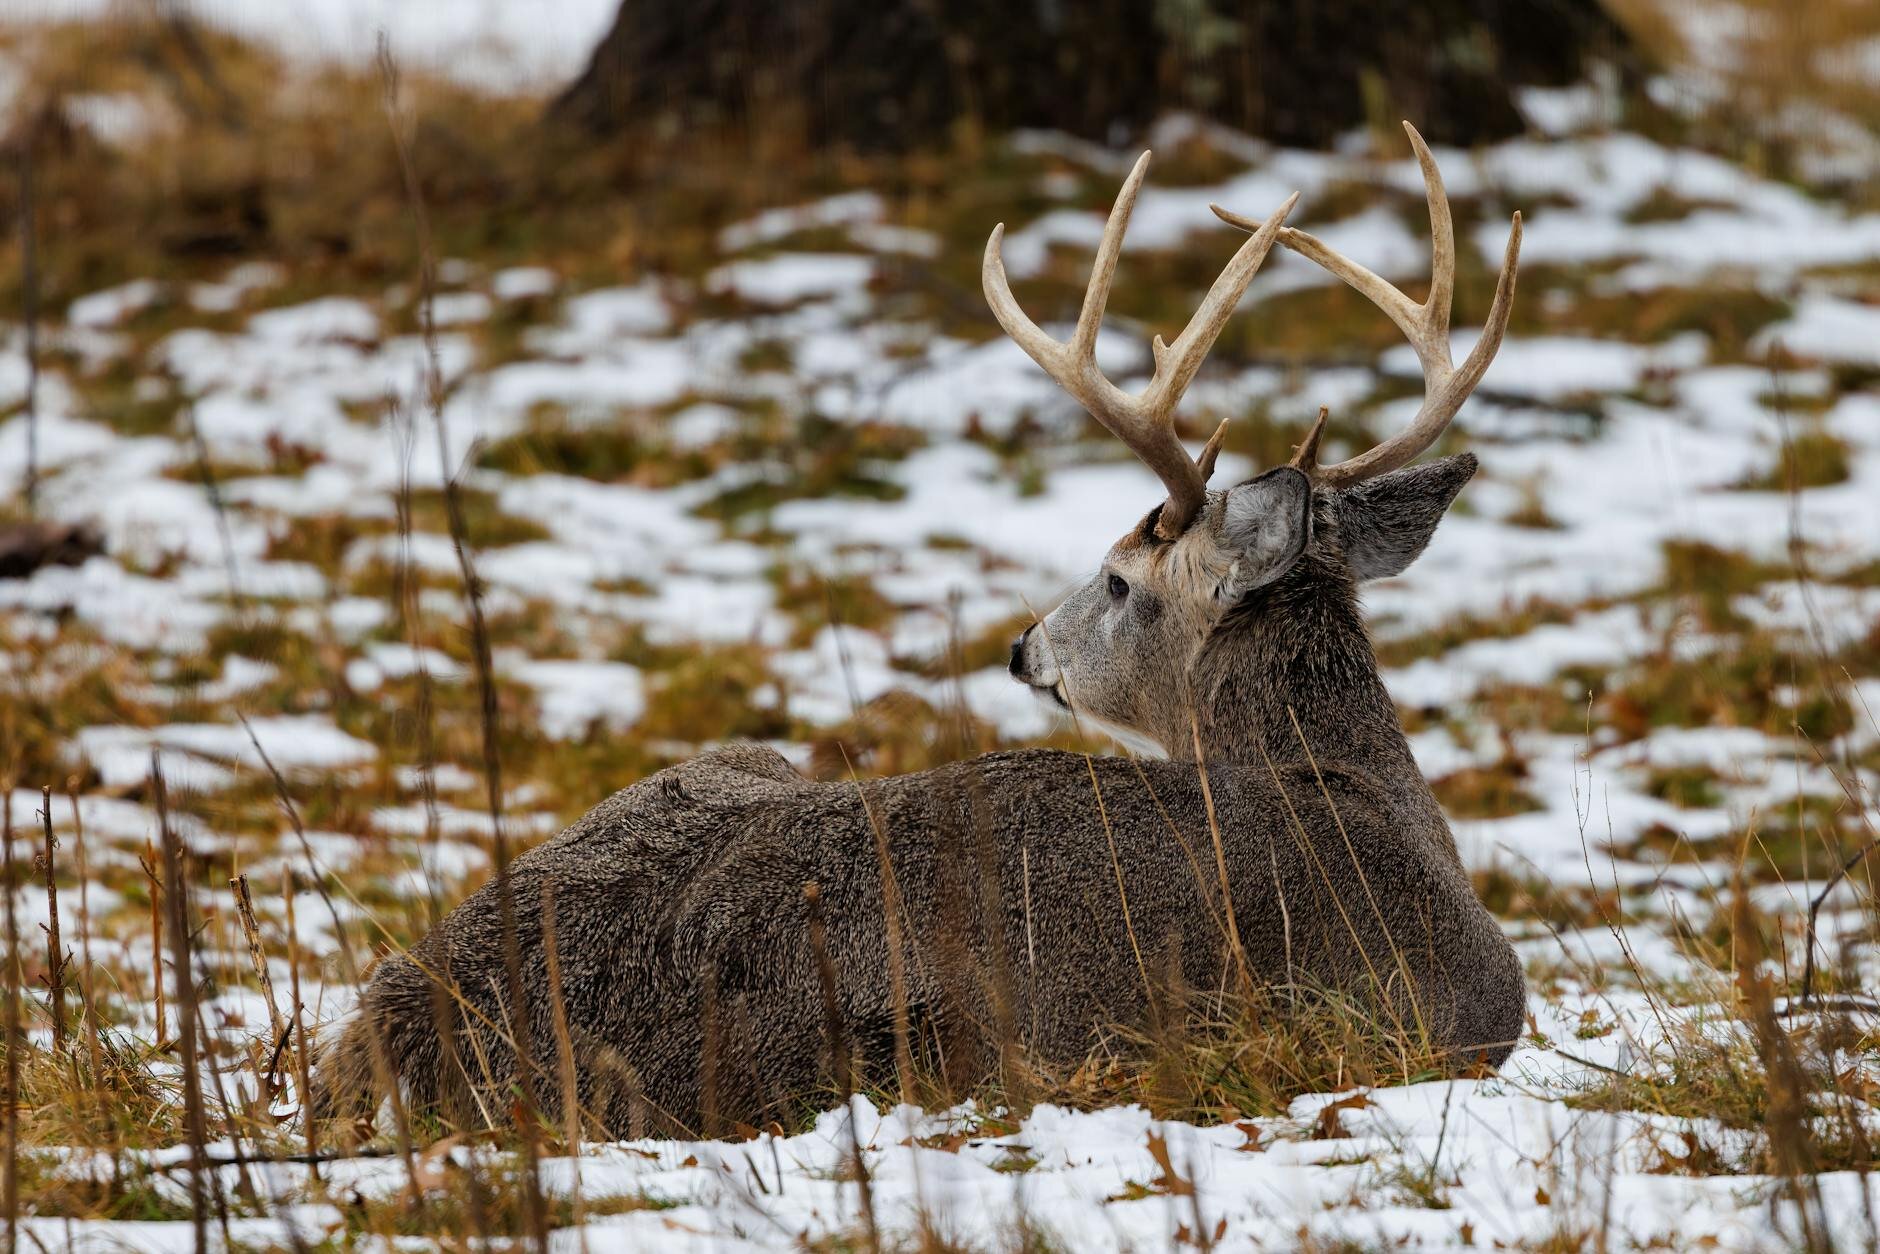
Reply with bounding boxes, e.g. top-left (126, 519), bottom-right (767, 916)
top-left (2, 3), bottom-right (1880, 1251)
